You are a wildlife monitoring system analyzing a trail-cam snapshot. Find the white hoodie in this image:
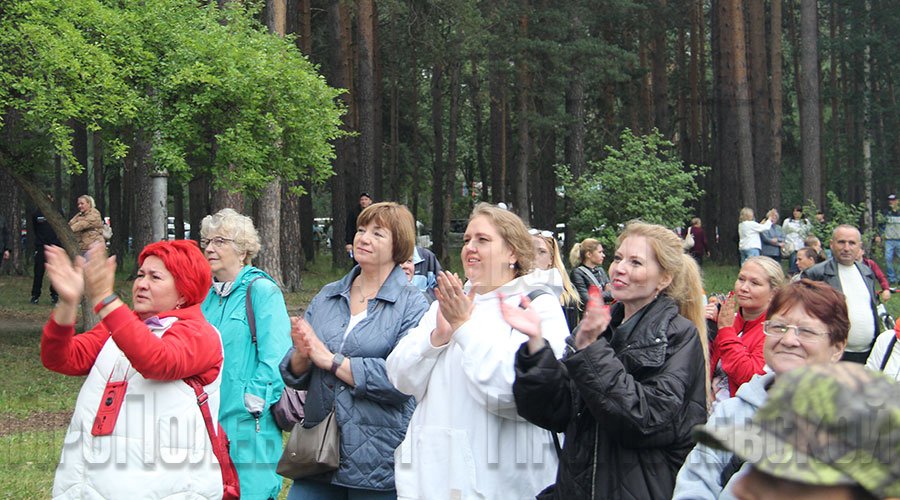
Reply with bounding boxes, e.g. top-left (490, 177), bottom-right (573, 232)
top-left (386, 271), bottom-right (569, 500)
